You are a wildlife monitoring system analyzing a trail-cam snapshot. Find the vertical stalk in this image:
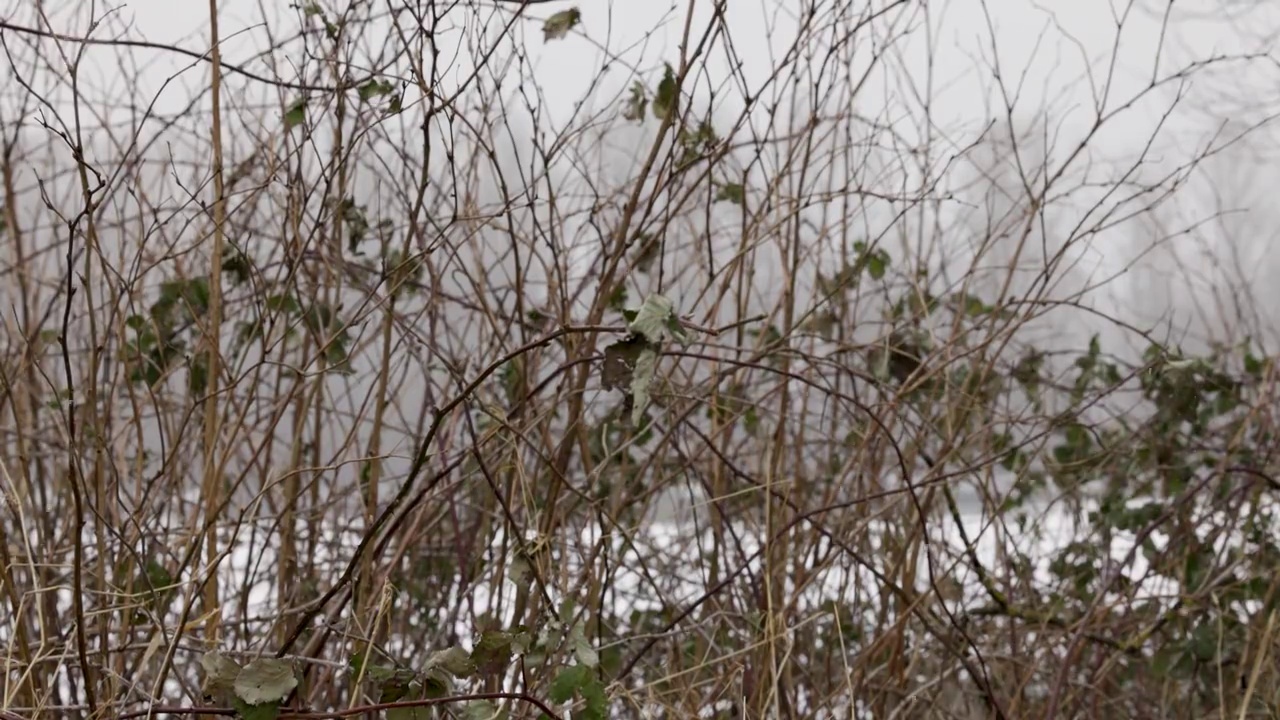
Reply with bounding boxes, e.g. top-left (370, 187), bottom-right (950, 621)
top-left (0, 138), bottom-right (43, 709)
top-left (362, 236), bottom-right (400, 630)
top-left (201, 0), bottom-right (228, 653)
top-left (278, 189), bottom-right (306, 647)
top-left (66, 37), bottom-right (106, 718)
